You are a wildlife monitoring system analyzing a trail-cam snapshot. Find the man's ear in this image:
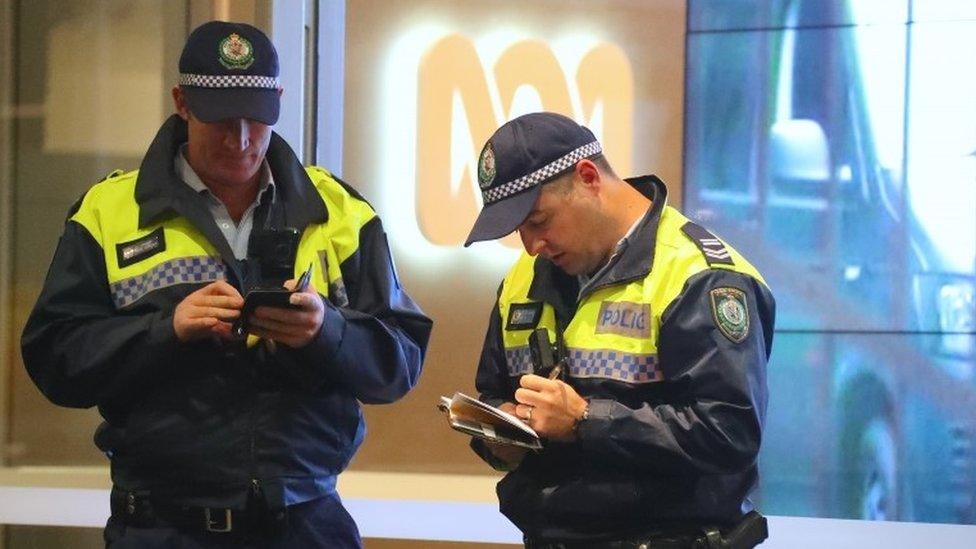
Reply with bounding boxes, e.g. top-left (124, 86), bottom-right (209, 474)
top-left (171, 86), bottom-right (190, 121)
top-left (575, 159), bottom-right (601, 191)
